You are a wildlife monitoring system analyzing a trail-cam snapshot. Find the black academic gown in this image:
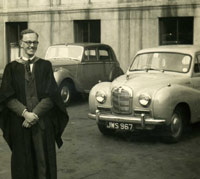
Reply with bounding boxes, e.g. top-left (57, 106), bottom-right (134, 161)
top-left (0, 58), bottom-right (69, 179)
